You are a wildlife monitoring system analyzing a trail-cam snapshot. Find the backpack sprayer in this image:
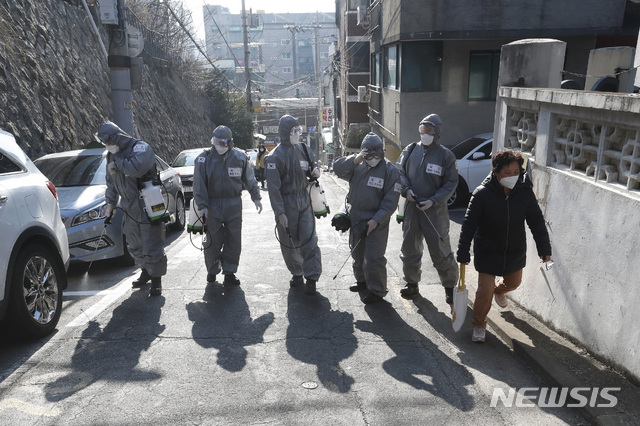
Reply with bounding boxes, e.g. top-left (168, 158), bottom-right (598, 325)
top-left (187, 198), bottom-right (206, 234)
top-left (139, 175), bottom-right (170, 224)
top-left (396, 196), bottom-right (407, 223)
top-left (331, 203), bottom-right (351, 232)
top-left (308, 179), bottom-right (330, 218)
